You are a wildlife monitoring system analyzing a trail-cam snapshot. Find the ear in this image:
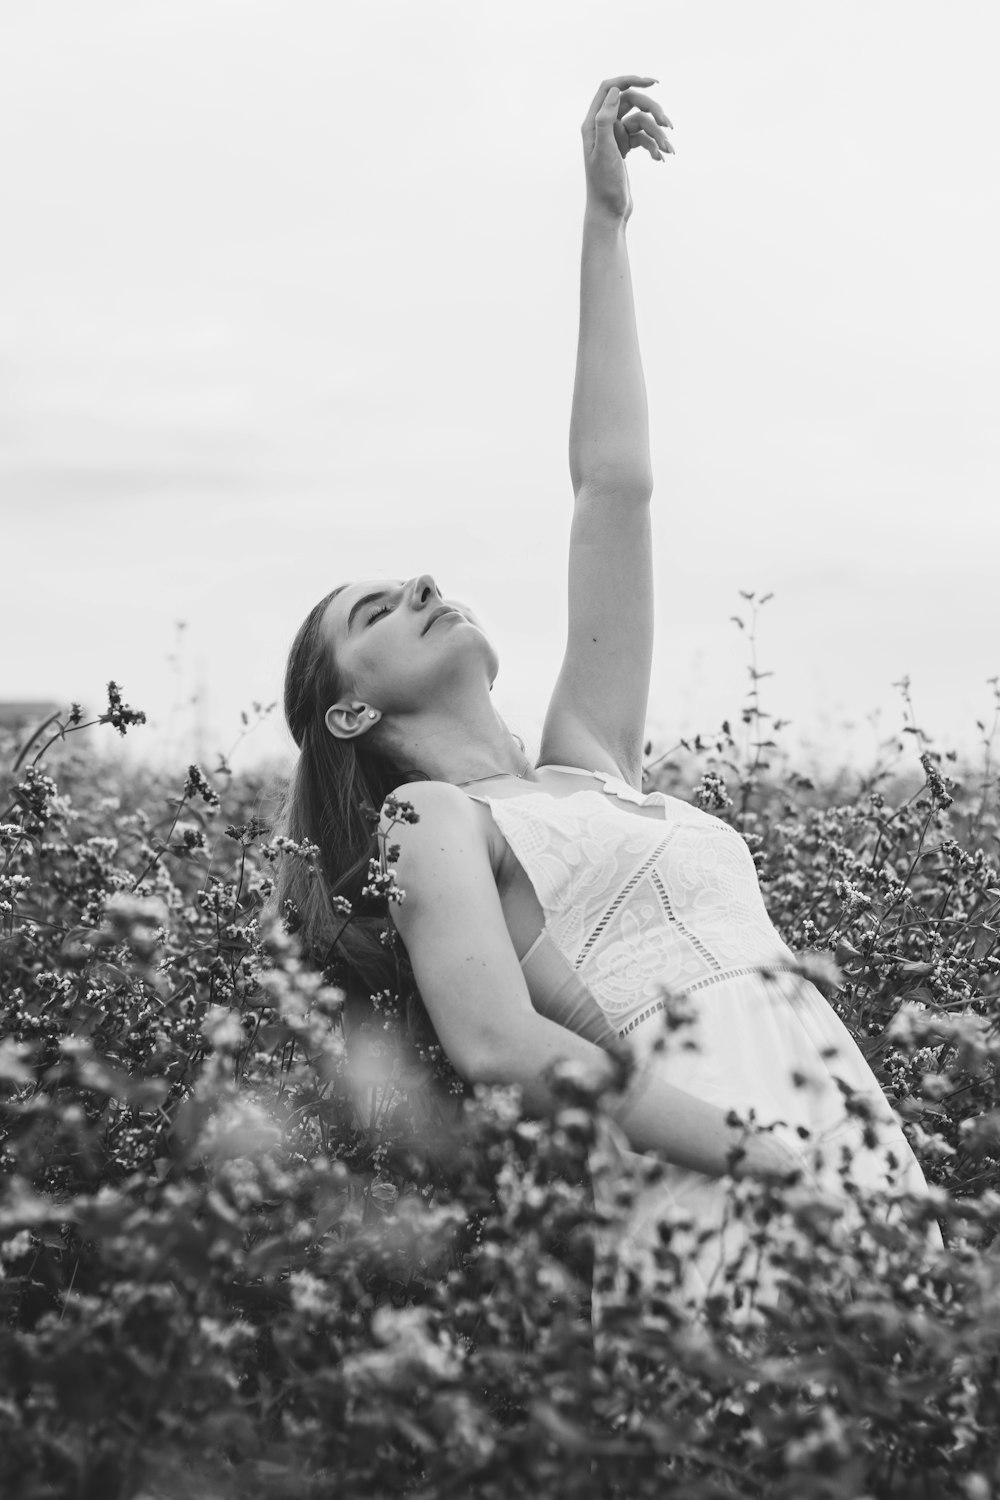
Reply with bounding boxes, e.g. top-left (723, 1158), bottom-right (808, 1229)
top-left (324, 700), bottom-right (380, 741)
